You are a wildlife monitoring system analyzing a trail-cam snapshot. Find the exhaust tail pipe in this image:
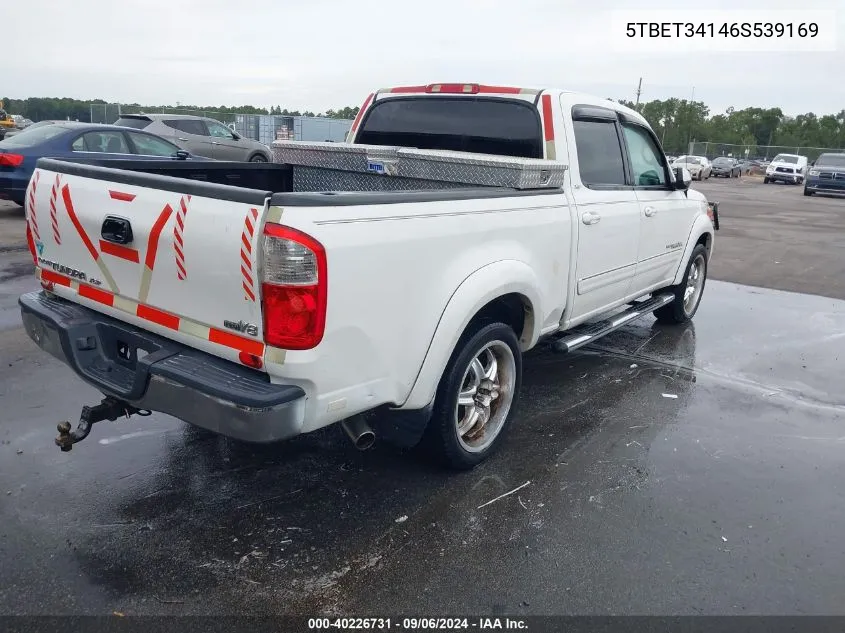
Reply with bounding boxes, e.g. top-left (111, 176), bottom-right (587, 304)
top-left (341, 416), bottom-right (375, 451)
